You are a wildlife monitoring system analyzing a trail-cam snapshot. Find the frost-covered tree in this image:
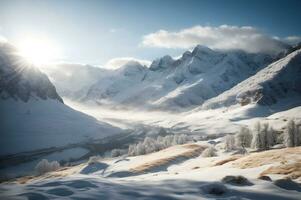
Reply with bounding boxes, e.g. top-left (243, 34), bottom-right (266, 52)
top-left (88, 156), bottom-right (102, 164)
top-left (224, 135), bottom-right (236, 151)
top-left (144, 137), bottom-right (160, 154)
top-left (202, 146), bottom-right (217, 157)
top-left (267, 127), bottom-right (277, 147)
top-left (136, 142), bottom-right (146, 155)
top-left (175, 134), bottom-right (189, 145)
top-left (251, 132), bottom-right (261, 150)
top-left (261, 123), bottom-right (269, 150)
top-left (284, 119), bottom-right (300, 147)
top-left (163, 135), bottom-right (174, 147)
top-left (295, 126), bottom-right (301, 146)
top-left (111, 149), bottom-right (127, 157)
top-left (251, 122), bottom-right (276, 150)
top-left (35, 159), bottom-right (60, 175)
top-left (251, 122), bottom-right (262, 150)
top-left (128, 134), bottom-right (192, 156)
top-left (128, 144), bottom-right (136, 156)
top-left (236, 127), bottom-right (252, 149)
